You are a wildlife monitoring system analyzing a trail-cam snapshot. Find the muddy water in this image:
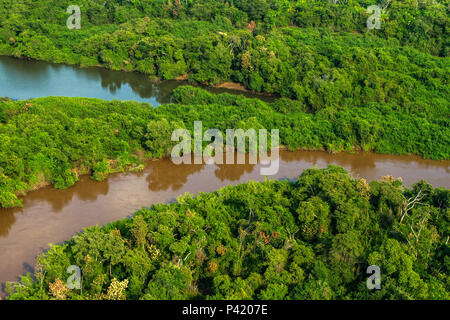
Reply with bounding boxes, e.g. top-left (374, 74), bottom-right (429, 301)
top-left (0, 150), bottom-right (449, 295)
